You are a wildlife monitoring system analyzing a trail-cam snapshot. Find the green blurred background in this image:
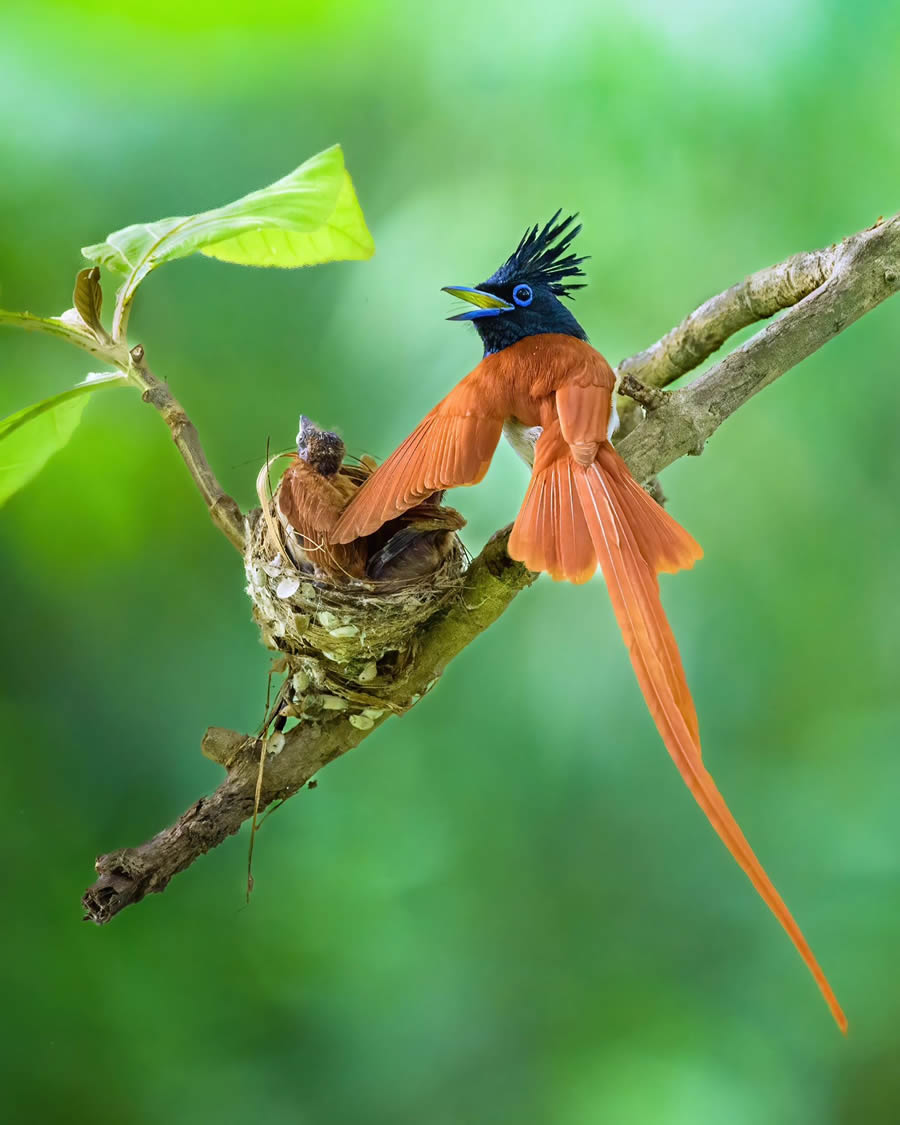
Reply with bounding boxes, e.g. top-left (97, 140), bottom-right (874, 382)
top-left (2, 1), bottom-right (899, 1121)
